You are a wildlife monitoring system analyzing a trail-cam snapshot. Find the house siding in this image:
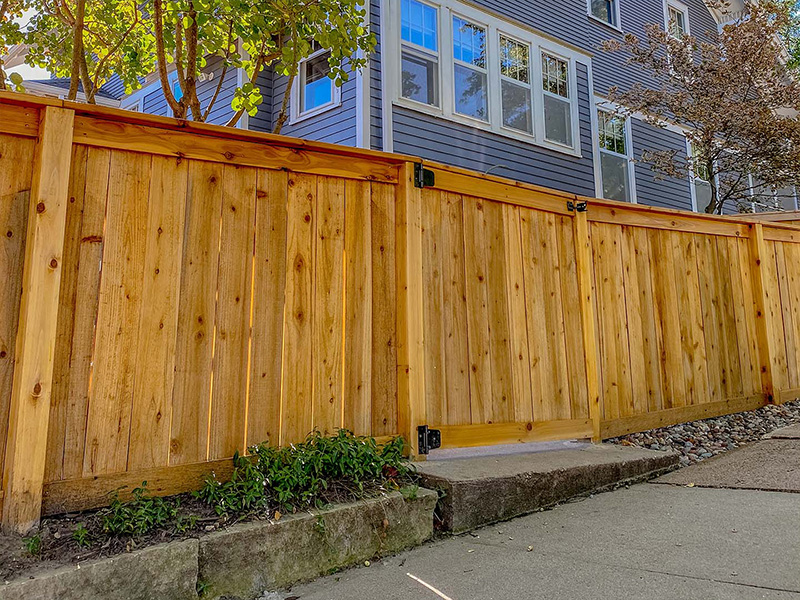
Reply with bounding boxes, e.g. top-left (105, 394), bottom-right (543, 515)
top-left (370, 0), bottom-right (384, 150)
top-left (392, 63), bottom-right (596, 197)
top-left (630, 117), bottom-right (693, 211)
top-left (250, 69), bottom-right (273, 133)
top-left (137, 56), bottom-right (237, 126)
